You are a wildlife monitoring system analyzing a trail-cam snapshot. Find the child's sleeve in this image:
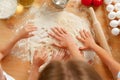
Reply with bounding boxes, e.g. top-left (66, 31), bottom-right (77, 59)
top-left (3, 71), bottom-right (15, 80)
